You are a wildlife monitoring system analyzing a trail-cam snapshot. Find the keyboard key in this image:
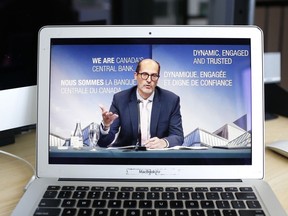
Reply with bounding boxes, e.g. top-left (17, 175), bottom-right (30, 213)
top-left (136, 187), bottom-right (149, 191)
top-left (62, 186), bottom-right (75, 190)
top-left (39, 198), bottom-right (61, 207)
top-left (170, 201), bottom-right (184, 208)
top-left (47, 186), bottom-right (61, 190)
top-left (94, 209), bottom-right (108, 216)
top-left (162, 192), bottom-right (175, 199)
top-left (221, 192), bottom-right (235, 200)
top-left (78, 208), bottom-right (92, 215)
top-left (235, 192), bottom-right (257, 200)
top-left (72, 191), bottom-right (86, 199)
top-left (166, 187), bottom-right (178, 191)
top-left (43, 190), bottom-right (58, 198)
top-left (223, 209), bottom-right (237, 216)
top-left (191, 192), bottom-right (205, 200)
top-left (206, 192), bottom-right (220, 200)
top-left (191, 210), bottom-right (205, 216)
top-left (246, 200), bottom-right (262, 208)
top-left (180, 187), bottom-right (193, 191)
top-left (117, 192), bottom-right (130, 199)
top-left (139, 200), bottom-right (152, 208)
top-left (231, 200), bottom-right (246, 209)
top-left (106, 186), bottom-right (119, 191)
top-left (61, 208), bottom-right (77, 216)
top-left (132, 192), bottom-right (145, 199)
top-left (76, 186), bottom-right (89, 191)
top-left (58, 191), bottom-right (72, 198)
top-left (151, 187), bottom-right (164, 191)
top-left (240, 187), bottom-right (253, 192)
top-left (175, 209), bottom-right (189, 216)
top-left (92, 200), bottom-right (106, 208)
top-left (185, 200), bottom-right (199, 208)
top-left (34, 207), bottom-right (61, 216)
top-left (216, 200), bottom-right (230, 209)
top-left (123, 200), bottom-right (137, 208)
top-left (176, 192), bottom-right (190, 199)
top-left (195, 187), bottom-right (208, 192)
top-left (143, 209), bottom-right (156, 216)
top-left (225, 187), bottom-right (238, 192)
top-left (147, 192), bottom-right (160, 199)
top-left (155, 201), bottom-right (168, 208)
top-left (62, 199), bottom-right (76, 207)
top-left (238, 210), bottom-right (265, 216)
top-left (77, 199), bottom-right (91, 207)
top-left (159, 209), bottom-right (172, 216)
top-left (110, 209), bottom-right (124, 216)
top-left (121, 187), bottom-right (134, 191)
top-left (127, 209), bottom-right (140, 216)
top-left (200, 200), bottom-right (215, 208)
top-left (210, 187), bottom-right (223, 192)
top-left (91, 186), bottom-right (104, 191)
top-left (102, 191), bottom-right (115, 199)
top-left (108, 200), bottom-right (122, 208)
top-left (207, 209), bottom-right (221, 216)
top-left (87, 191), bottom-right (100, 199)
